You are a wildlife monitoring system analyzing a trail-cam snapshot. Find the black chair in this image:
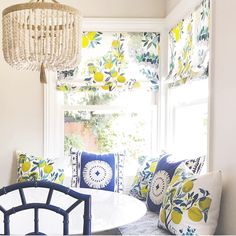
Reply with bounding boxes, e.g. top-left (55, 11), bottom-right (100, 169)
top-left (0, 181), bottom-right (91, 235)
